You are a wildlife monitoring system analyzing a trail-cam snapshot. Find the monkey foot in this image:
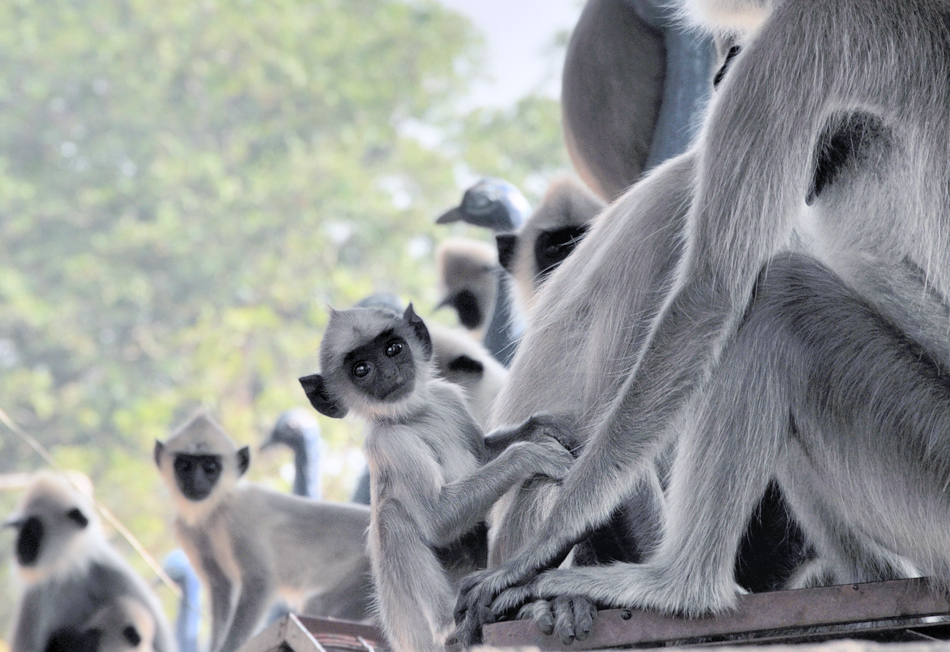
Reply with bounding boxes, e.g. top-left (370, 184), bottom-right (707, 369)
top-left (517, 596), bottom-right (598, 645)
